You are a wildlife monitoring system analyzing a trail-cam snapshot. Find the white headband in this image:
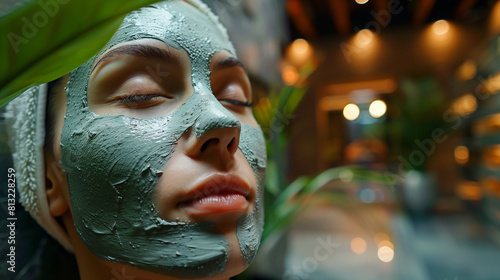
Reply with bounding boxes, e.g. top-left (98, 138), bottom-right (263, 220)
top-left (5, 84), bottom-right (74, 252)
top-left (4, 0), bottom-right (233, 253)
